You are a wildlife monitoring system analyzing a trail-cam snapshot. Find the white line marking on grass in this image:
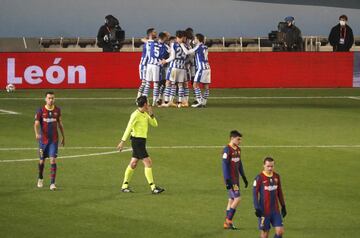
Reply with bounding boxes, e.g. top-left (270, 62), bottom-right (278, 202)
top-left (0, 149), bottom-right (132, 163)
top-left (1, 145), bottom-right (360, 152)
top-left (0, 109), bottom-right (20, 115)
top-left (210, 96), bottom-right (356, 100)
top-left (1, 145), bottom-right (360, 163)
top-left (0, 96), bottom-right (359, 100)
